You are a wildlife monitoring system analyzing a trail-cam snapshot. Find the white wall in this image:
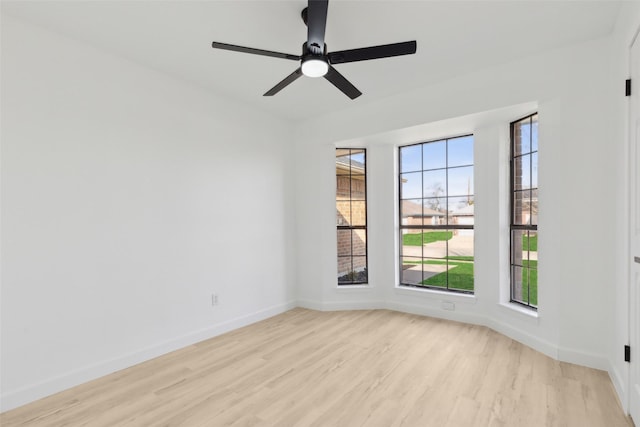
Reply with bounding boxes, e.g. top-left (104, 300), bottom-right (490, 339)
top-left (293, 30), bottom-right (625, 398)
top-left (0, 15), bottom-right (296, 411)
